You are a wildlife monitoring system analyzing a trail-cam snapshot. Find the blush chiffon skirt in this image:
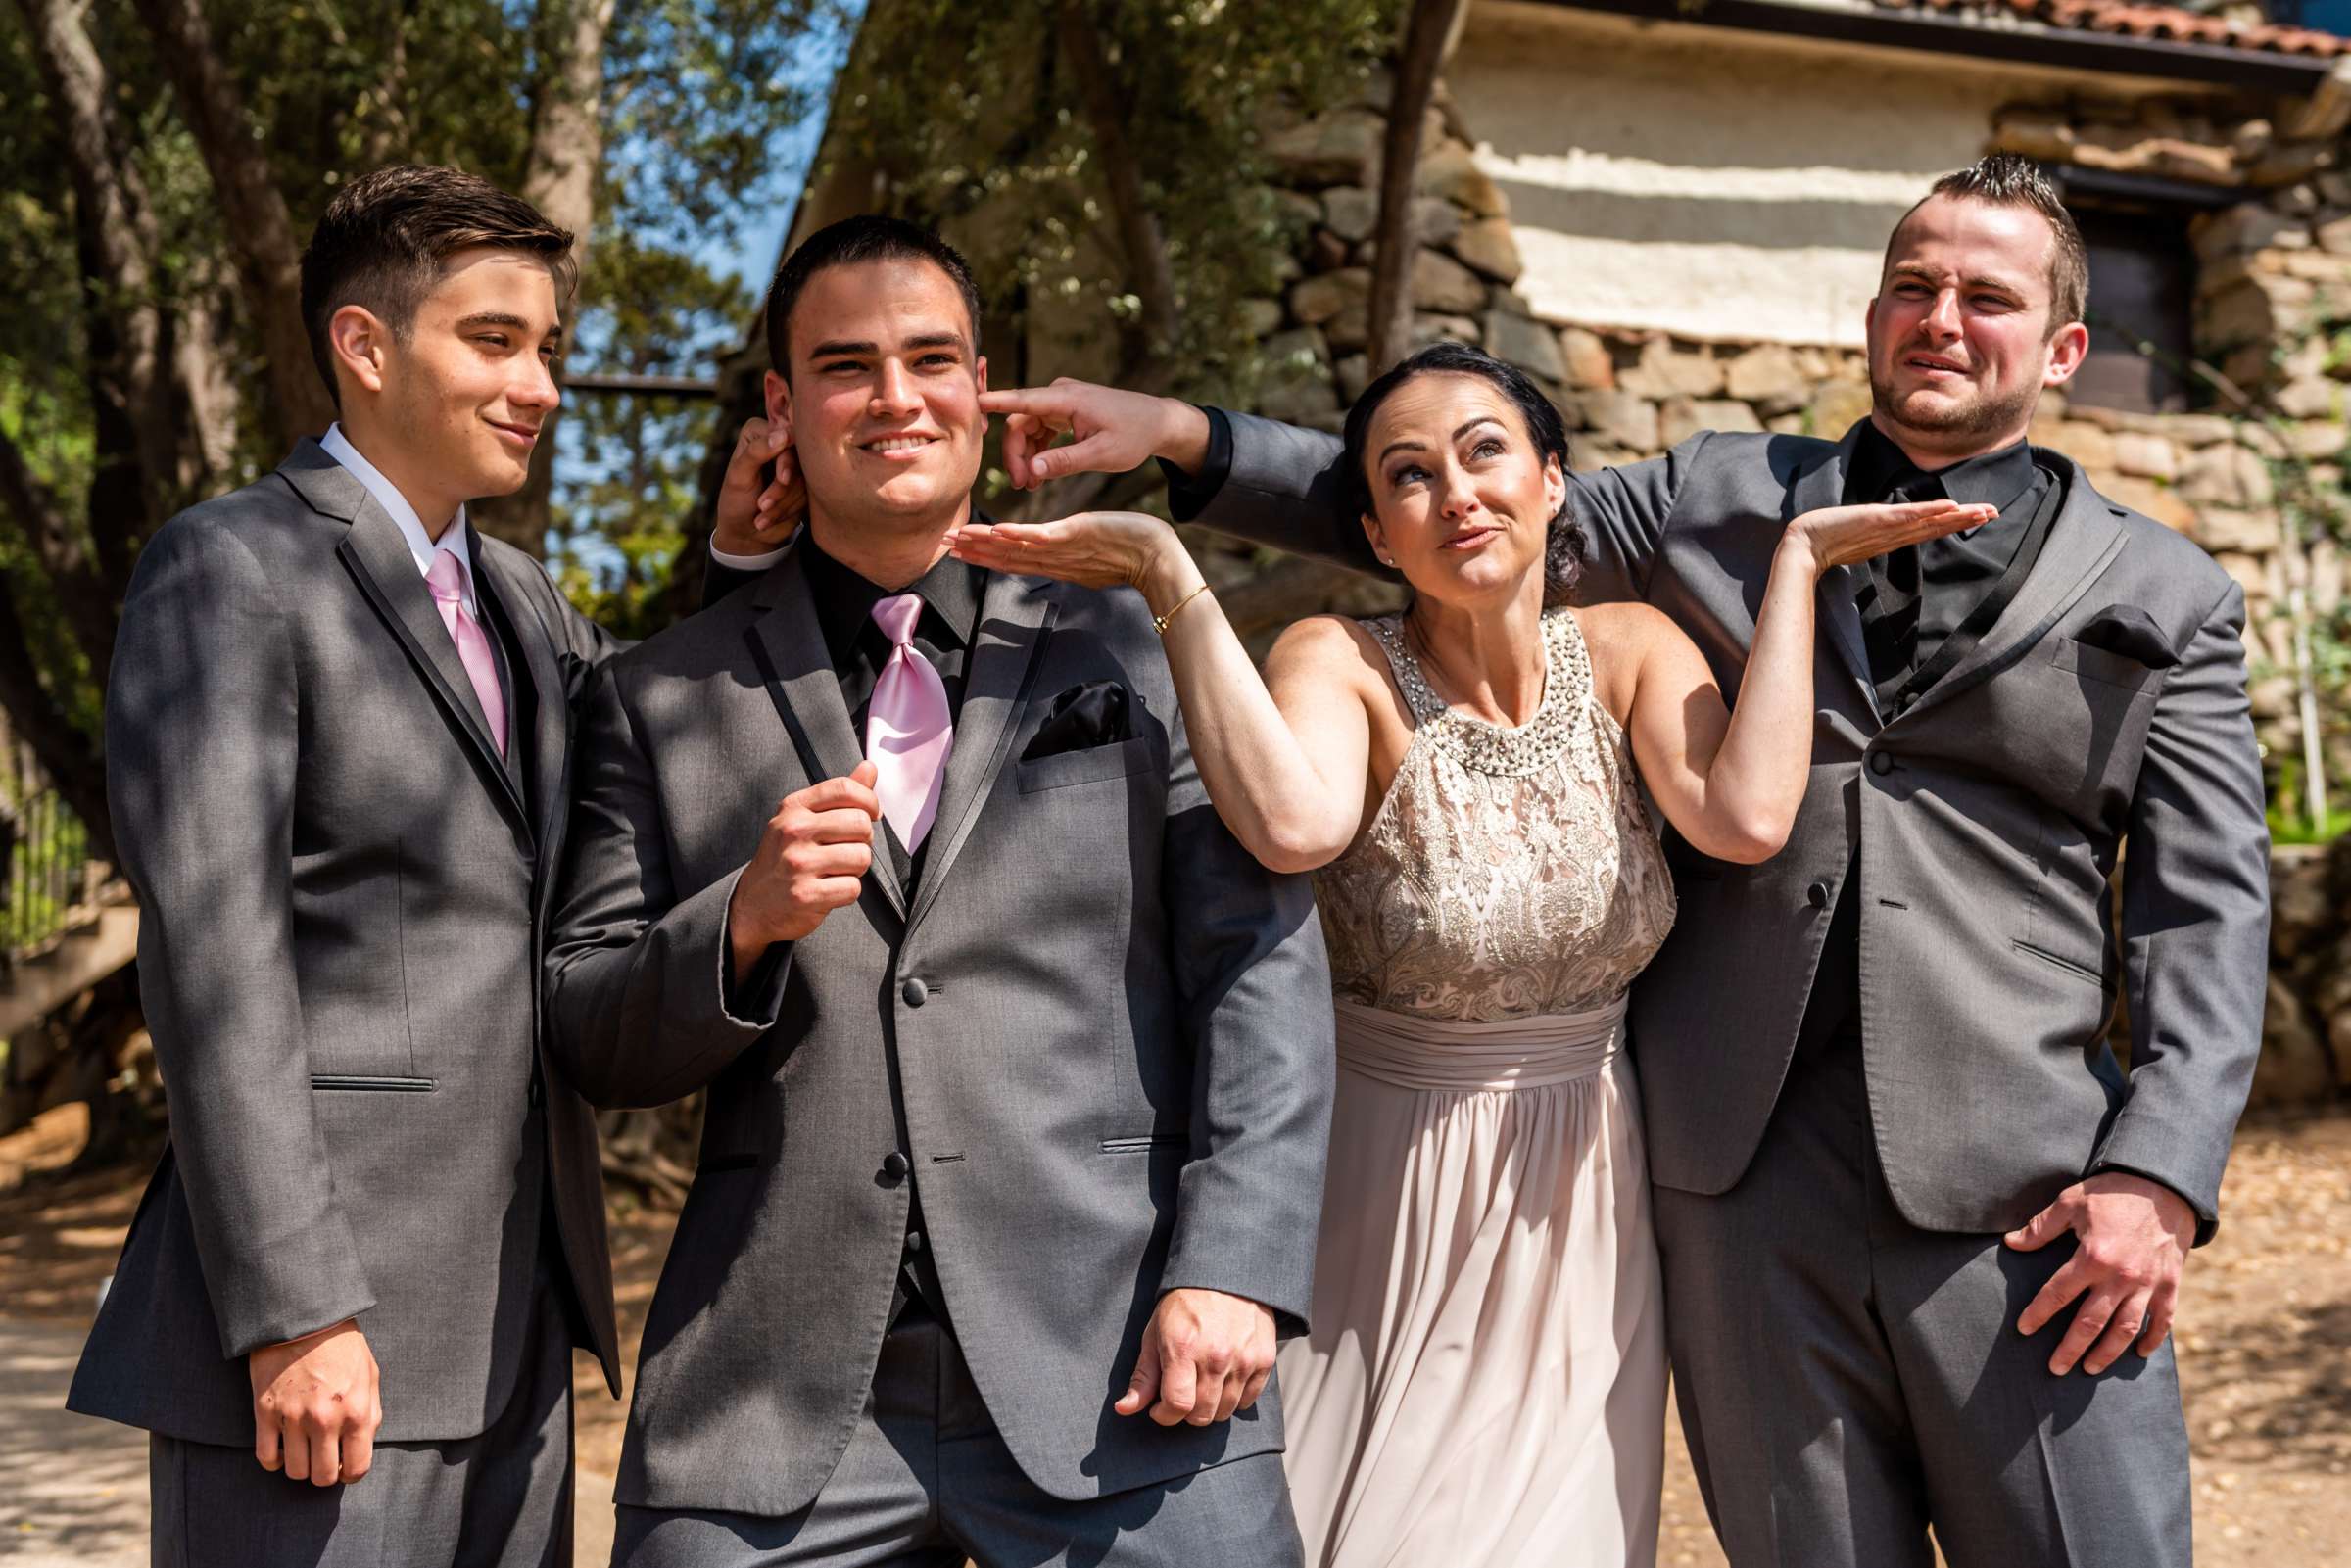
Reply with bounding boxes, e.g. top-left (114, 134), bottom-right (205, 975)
top-left (1274, 998), bottom-right (1667, 1568)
